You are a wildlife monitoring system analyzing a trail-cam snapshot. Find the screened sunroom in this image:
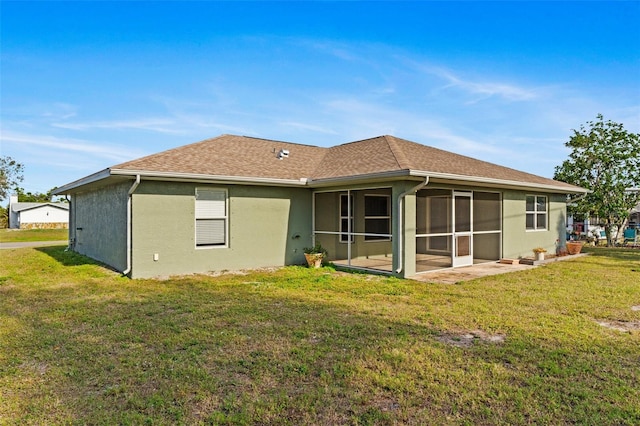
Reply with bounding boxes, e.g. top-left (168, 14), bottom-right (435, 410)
top-left (312, 186), bottom-right (503, 276)
top-left (313, 187), bottom-right (395, 274)
top-left (415, 188), bottom-right (502, 272)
